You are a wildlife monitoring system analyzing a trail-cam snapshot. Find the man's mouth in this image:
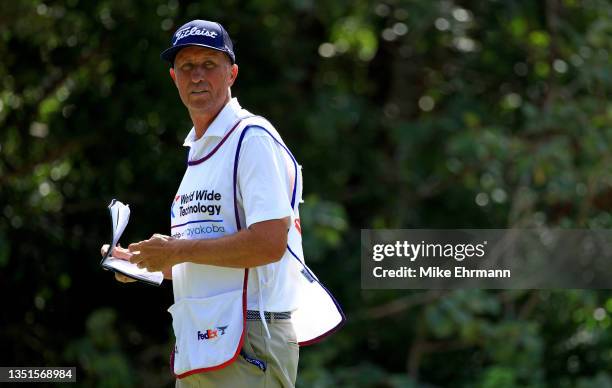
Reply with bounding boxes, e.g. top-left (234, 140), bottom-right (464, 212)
top-left (191, 90), bottom-right (208, 95)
